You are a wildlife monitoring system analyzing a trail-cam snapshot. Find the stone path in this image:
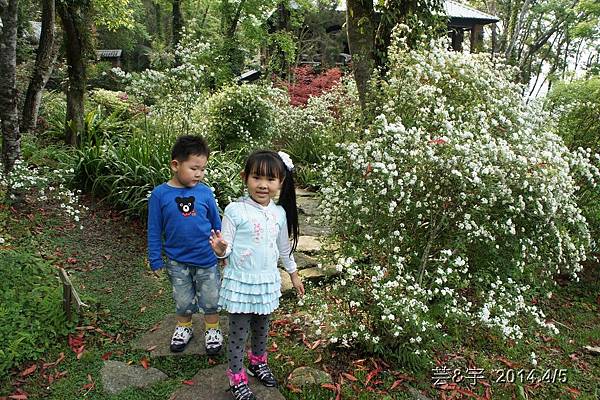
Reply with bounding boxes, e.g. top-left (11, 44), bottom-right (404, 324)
top-left (102, 188), bottom-right (332, 398)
